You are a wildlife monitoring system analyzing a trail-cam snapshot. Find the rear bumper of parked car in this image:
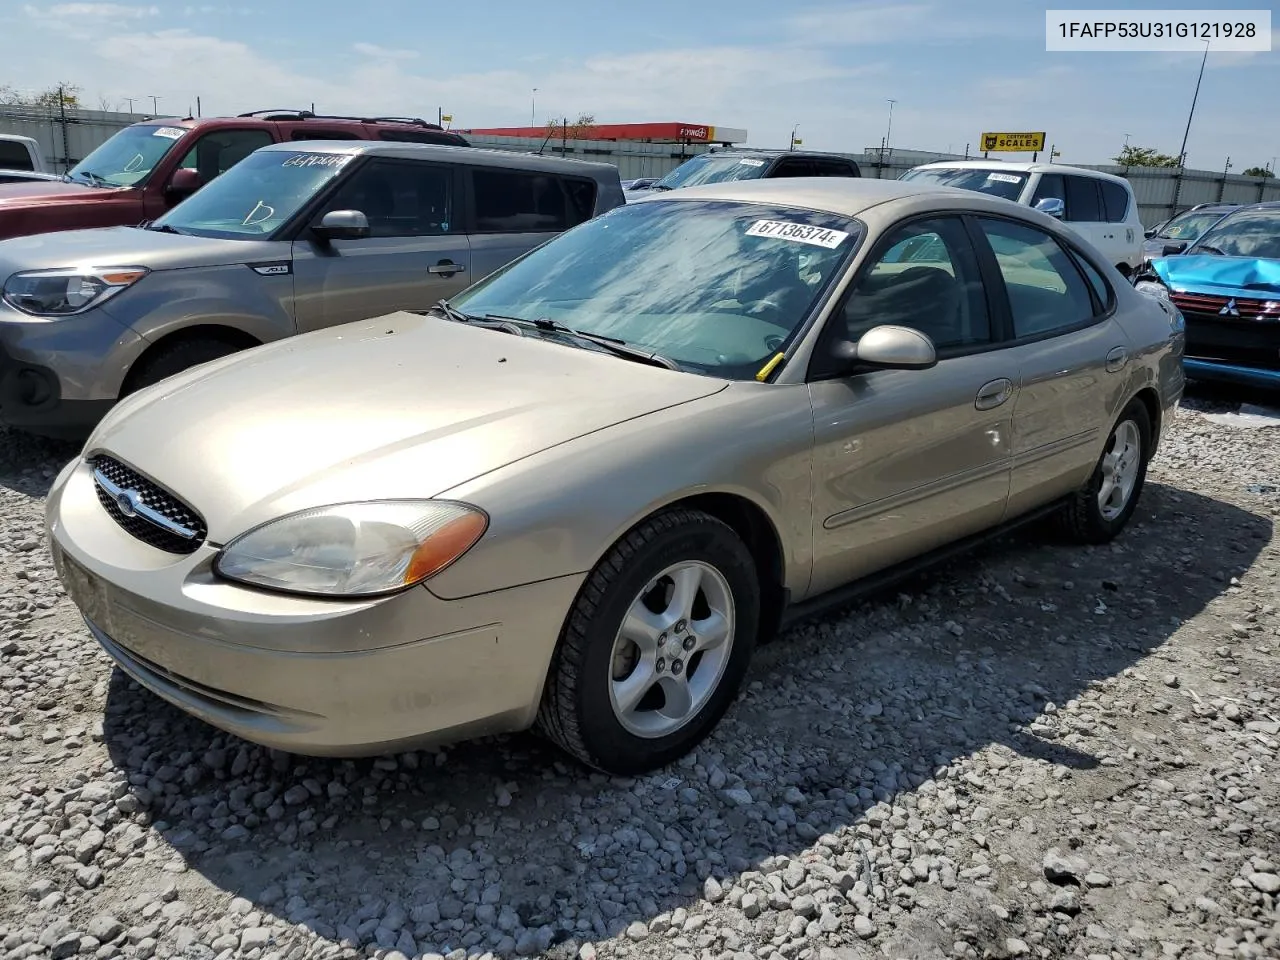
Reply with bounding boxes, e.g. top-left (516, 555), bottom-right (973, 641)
top-left (45, 457), bottom-right (582, 756)
top-left (0, 305), bottom-right (144, 439)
